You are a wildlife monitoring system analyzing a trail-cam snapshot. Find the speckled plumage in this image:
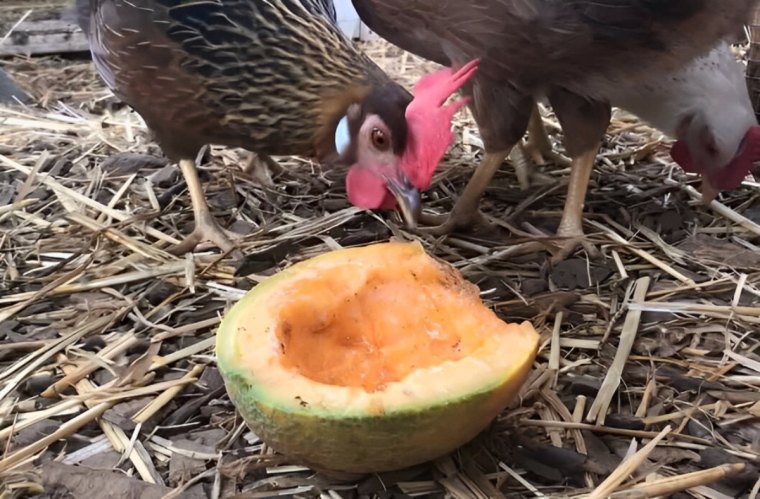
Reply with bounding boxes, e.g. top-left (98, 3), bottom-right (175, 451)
top-left (75, 0), bottom-right (439, 256)
top-left (77, 0), bottom-right (400, 162)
